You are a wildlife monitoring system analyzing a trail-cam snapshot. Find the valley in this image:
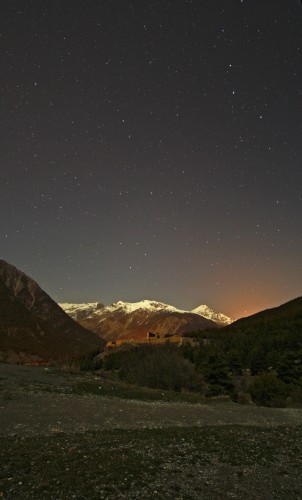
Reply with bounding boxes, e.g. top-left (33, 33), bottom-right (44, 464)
top-left (1, 259), bottom-right (302, 498)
